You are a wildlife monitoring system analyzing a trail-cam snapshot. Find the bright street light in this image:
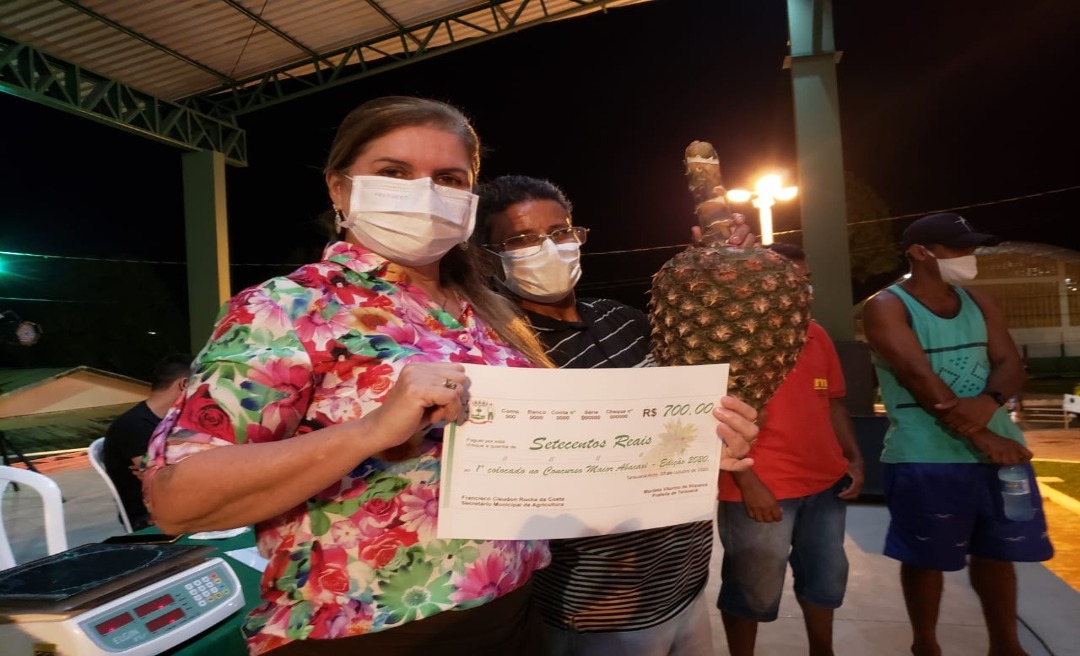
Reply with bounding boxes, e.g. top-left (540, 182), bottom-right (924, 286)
top-left (726, 174), bottom-right (798, 245)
